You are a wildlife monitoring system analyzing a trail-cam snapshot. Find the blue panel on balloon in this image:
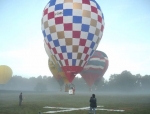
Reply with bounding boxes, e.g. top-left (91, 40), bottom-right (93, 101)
top-left (42, 30), bottom-right (46, 37)
top-left (81, 24), bottom-right (90, 32)
top-left (61, 46), bottom-right (67, 53)
top-left (87, 33), bottom-right (94, 41)
top-left (102, 13), bottom-right (104, 19)
top-left (63, 9), bottom-right (73, 16)
top-left (73, 16), bottom-right (82, 23)
top-left (53, 40), bottom-right (60, 47)
top-left (90, 42), bottom-right (95, 49)
top-left (55, 3), bottom-right (63, 10)
top-left (72, 59), bottom-right (76, 66)
top-left (90, 50), bottom-right (94, 56)
top-left (47, 34), bottom-right (52, 42)
top-left (96, 4), bottom-right (101, 11)
top-left (90, 0), bottom-right (101, 11)
top-left (49, 0), bottom-right (56, 6)
top-left (67, 53), bottom-right (72, 59)
top-left (87, 60), bottom-right (104, 66)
